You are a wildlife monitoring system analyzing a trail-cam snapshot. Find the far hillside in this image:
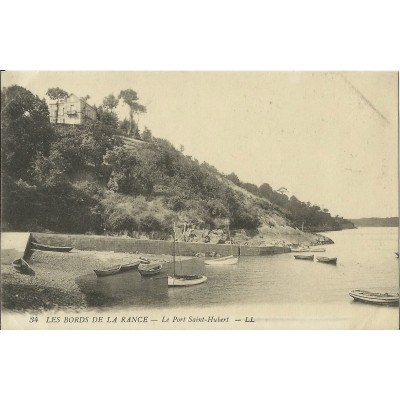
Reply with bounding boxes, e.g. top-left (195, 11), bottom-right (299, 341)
top-left (350, 217), bottom-right (399, 227)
